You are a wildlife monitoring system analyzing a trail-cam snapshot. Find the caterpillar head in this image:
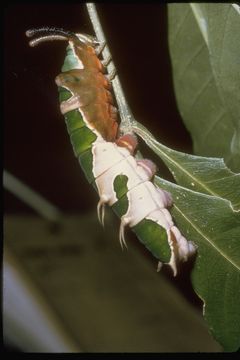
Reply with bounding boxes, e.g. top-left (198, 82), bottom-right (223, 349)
top-left (26, 27), bottom-right (97, 48)
top-left (26, 27), bottom-right (102, 72)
